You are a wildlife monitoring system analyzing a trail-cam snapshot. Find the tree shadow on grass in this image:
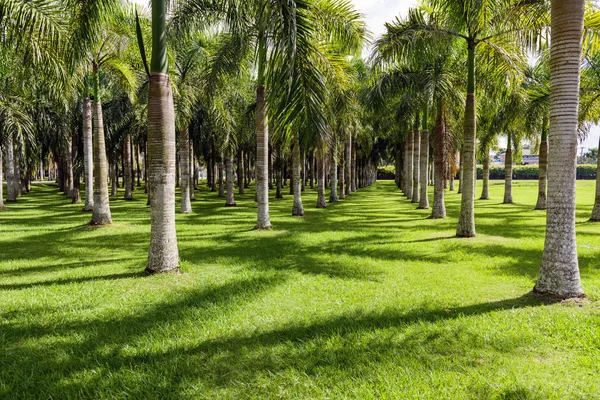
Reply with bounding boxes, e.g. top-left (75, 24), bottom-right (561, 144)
top-left (0, 271), bottom-right (144, 291)
top-left (1, 290), bottom-right (547, 398)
